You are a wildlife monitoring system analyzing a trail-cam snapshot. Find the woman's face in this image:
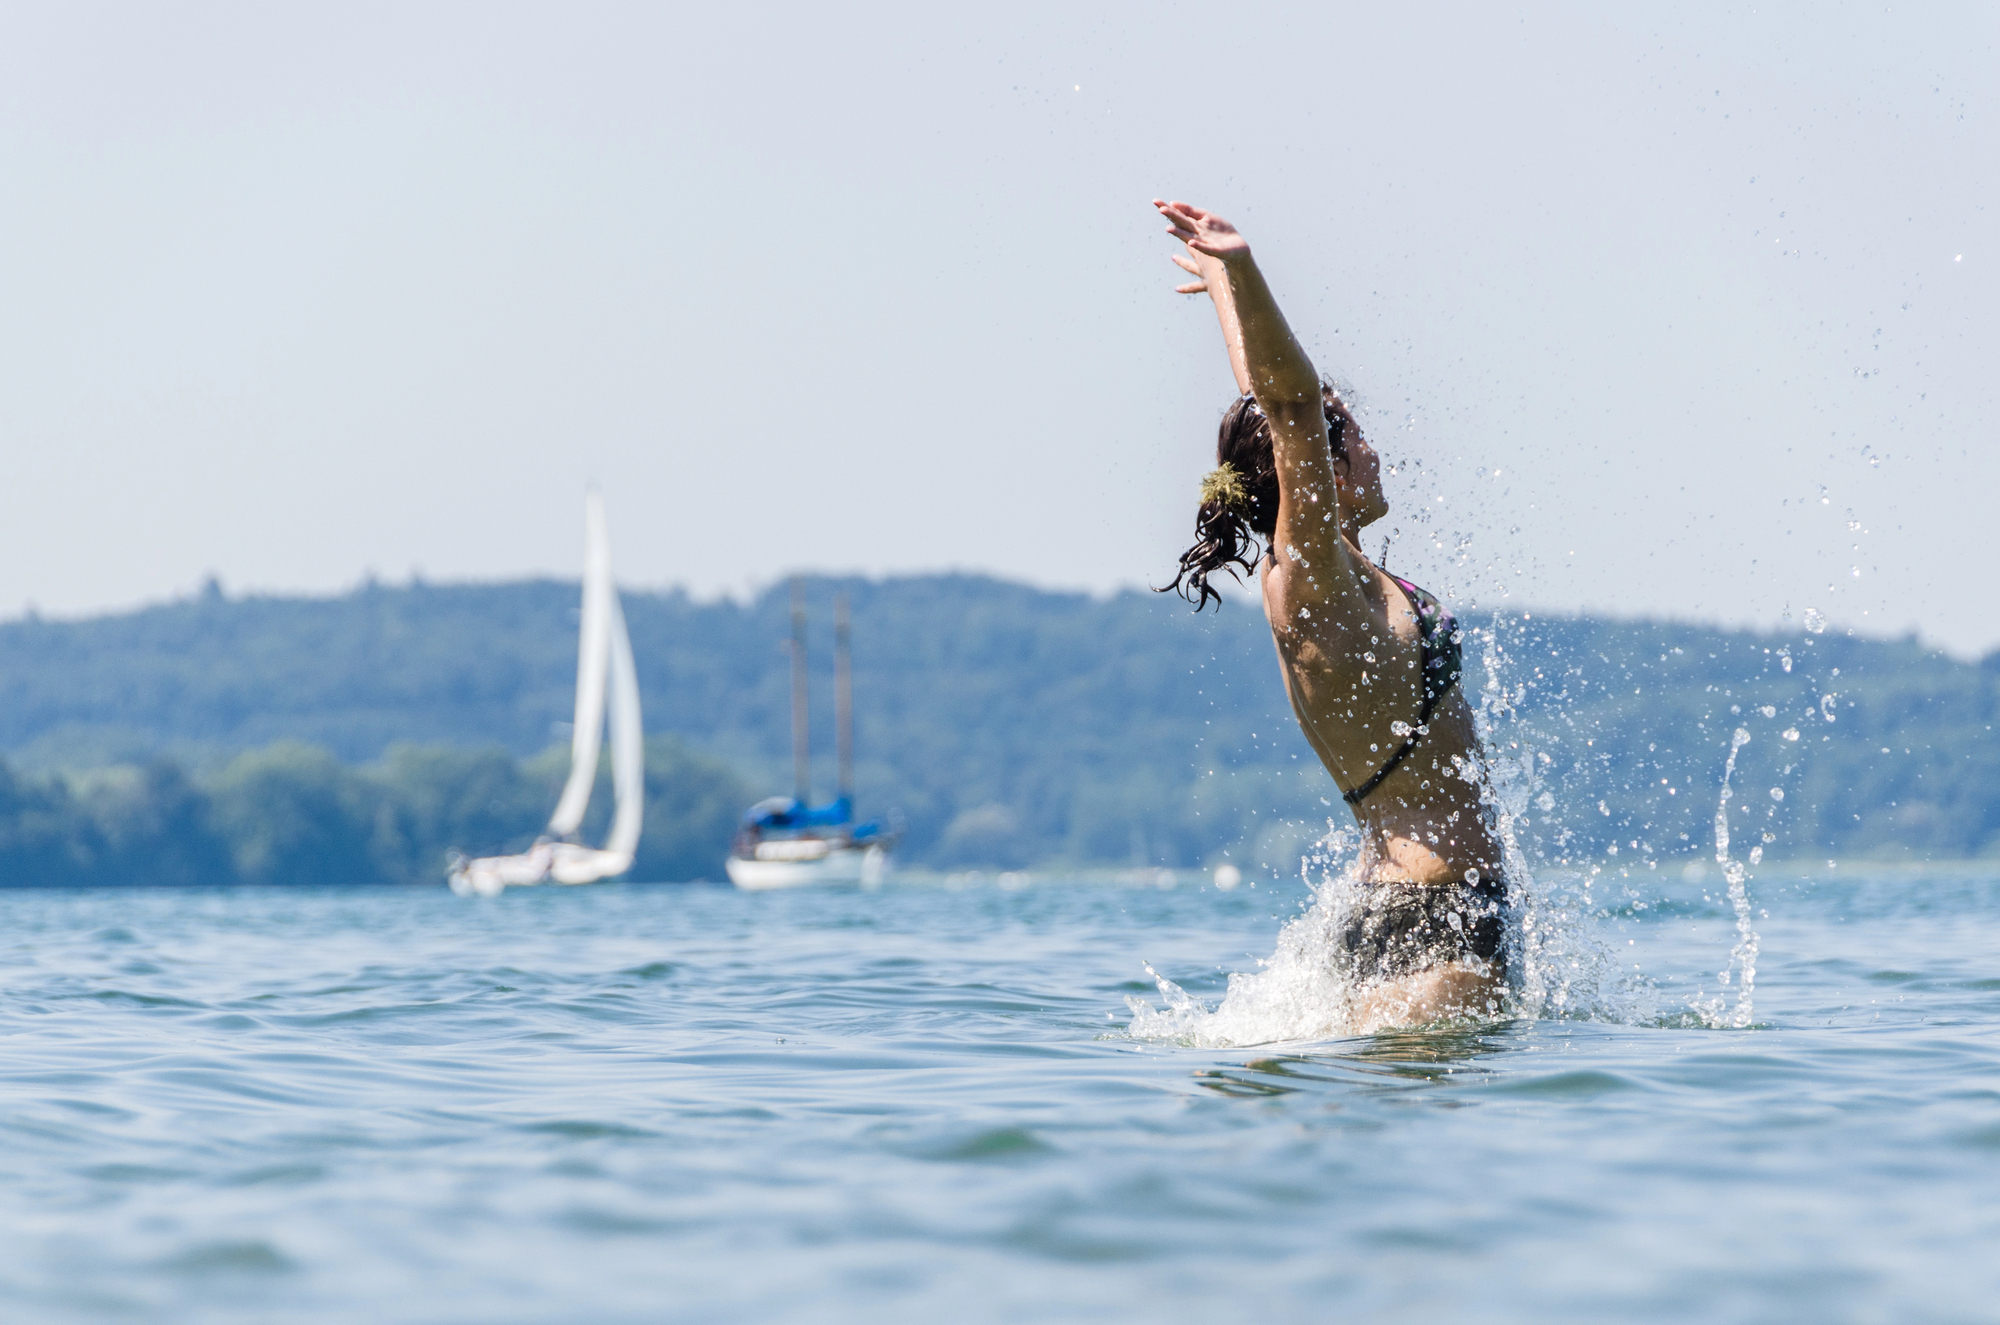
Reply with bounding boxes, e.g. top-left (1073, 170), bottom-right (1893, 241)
top-left (1336, 431), bottom-right (1391, 528)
